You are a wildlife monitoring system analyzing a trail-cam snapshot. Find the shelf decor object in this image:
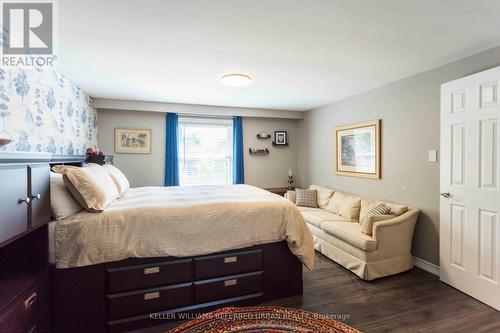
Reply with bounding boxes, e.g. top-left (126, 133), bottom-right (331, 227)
top-left (0, 138), bottom-right (12, 148)
top-left (335, 119), bottom-right (380, 179)
top-left (256, 133), bottom-right (272, 139)
top-left (272, 131), bottom-right (288, 146)
top-left (249, 148), bottom-right (270, 155)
